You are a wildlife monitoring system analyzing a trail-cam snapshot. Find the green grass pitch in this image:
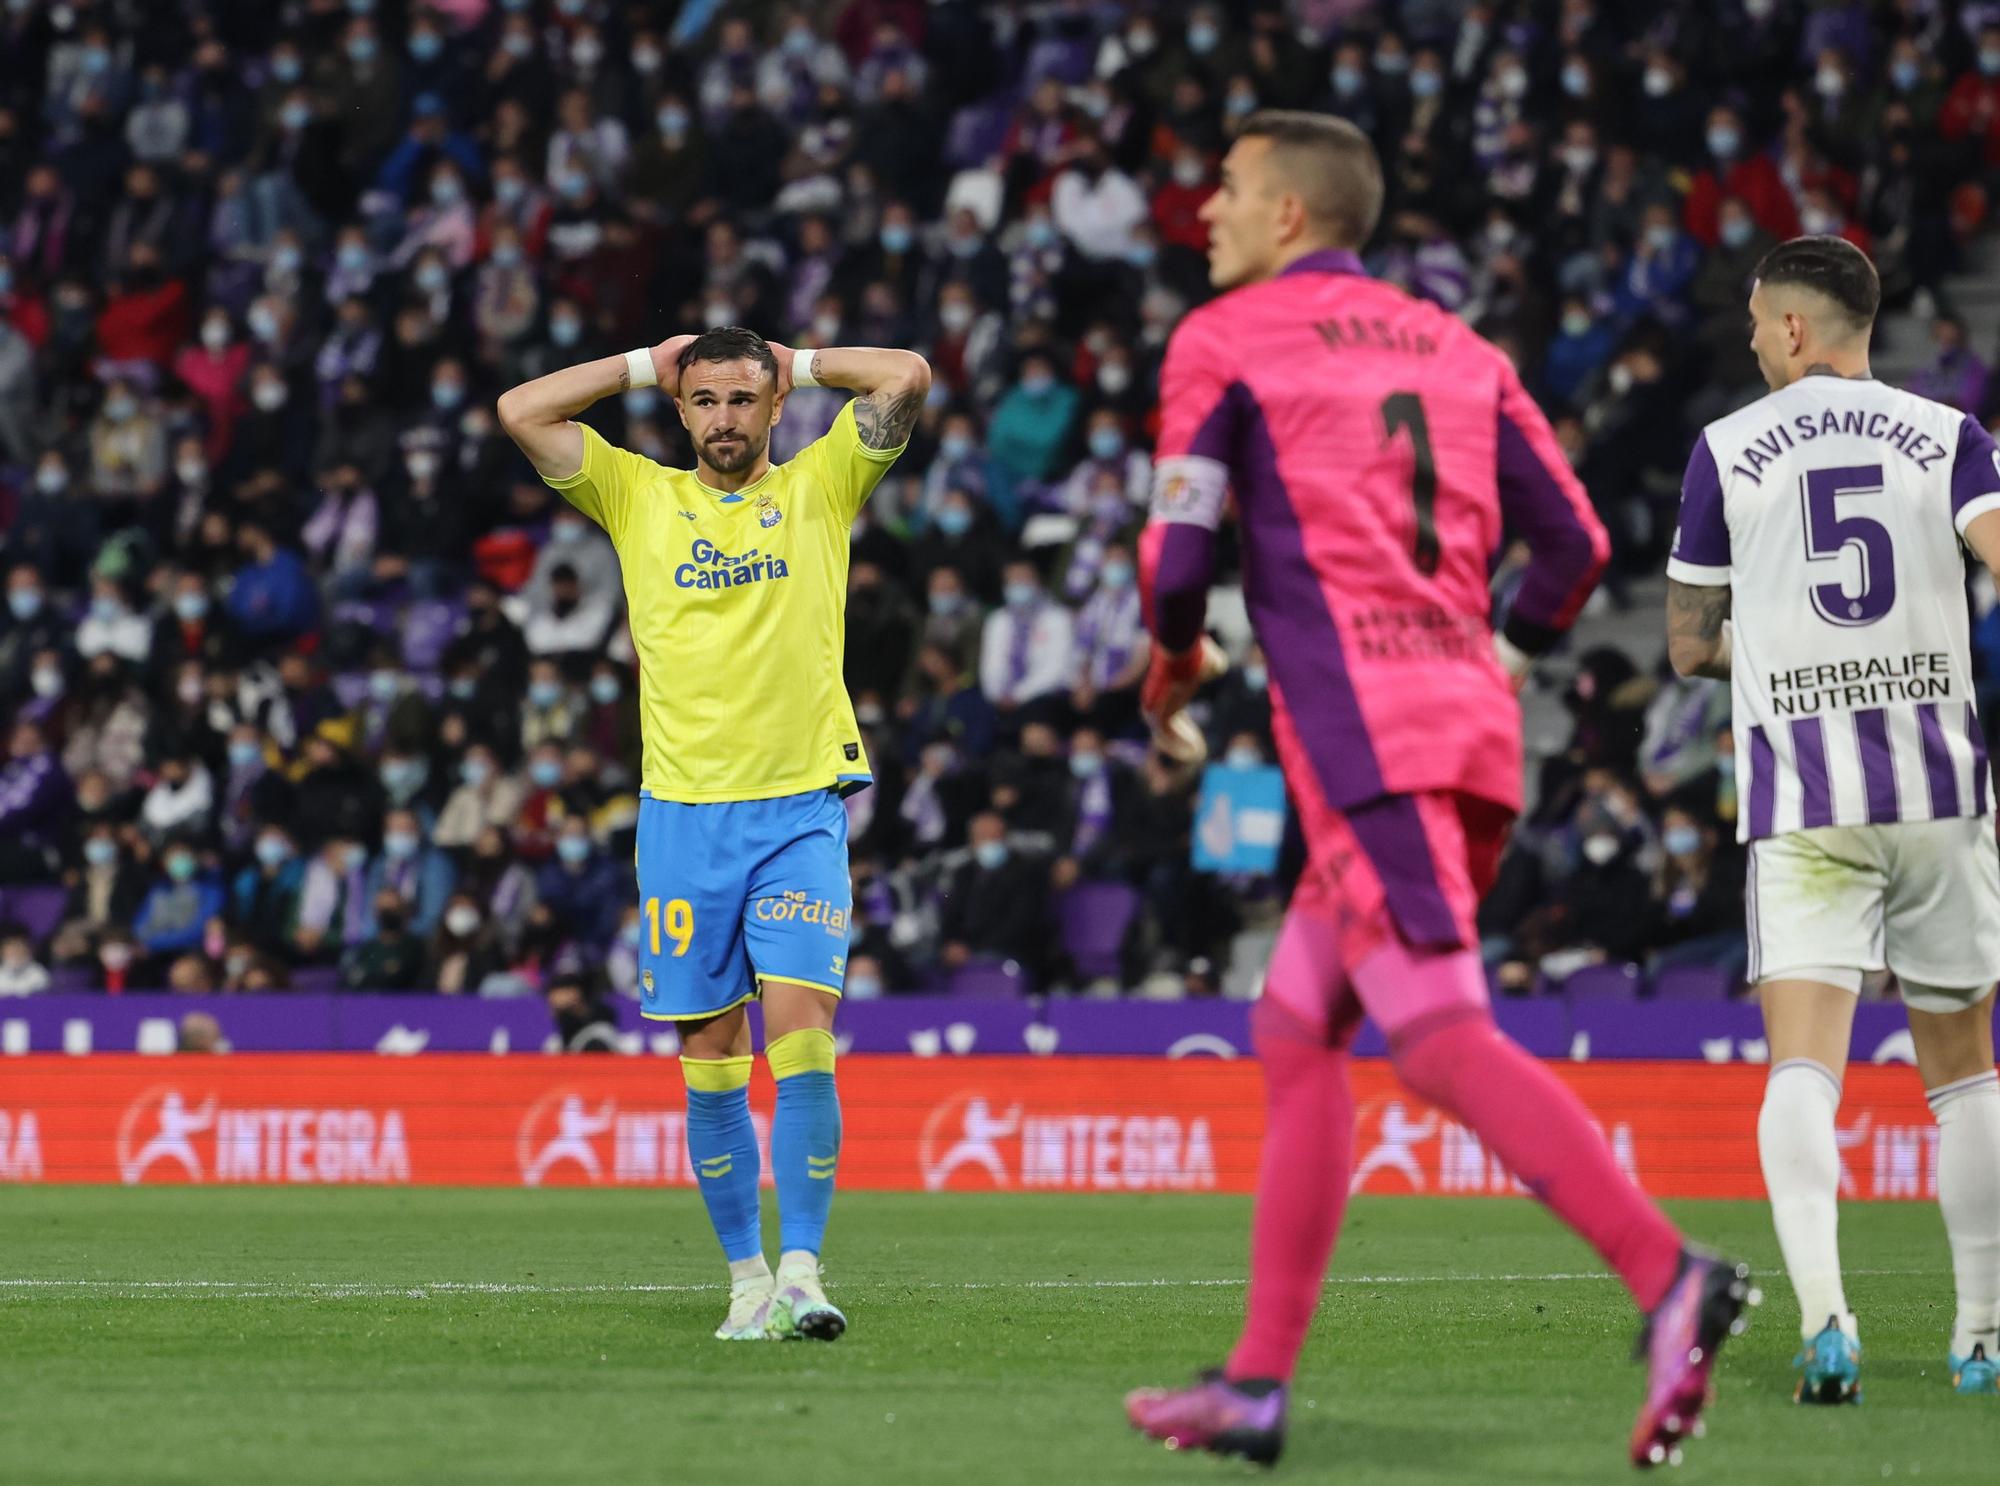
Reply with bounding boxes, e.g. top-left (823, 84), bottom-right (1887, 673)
top-left (0, 1189), bottom-right (1986, 1484)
